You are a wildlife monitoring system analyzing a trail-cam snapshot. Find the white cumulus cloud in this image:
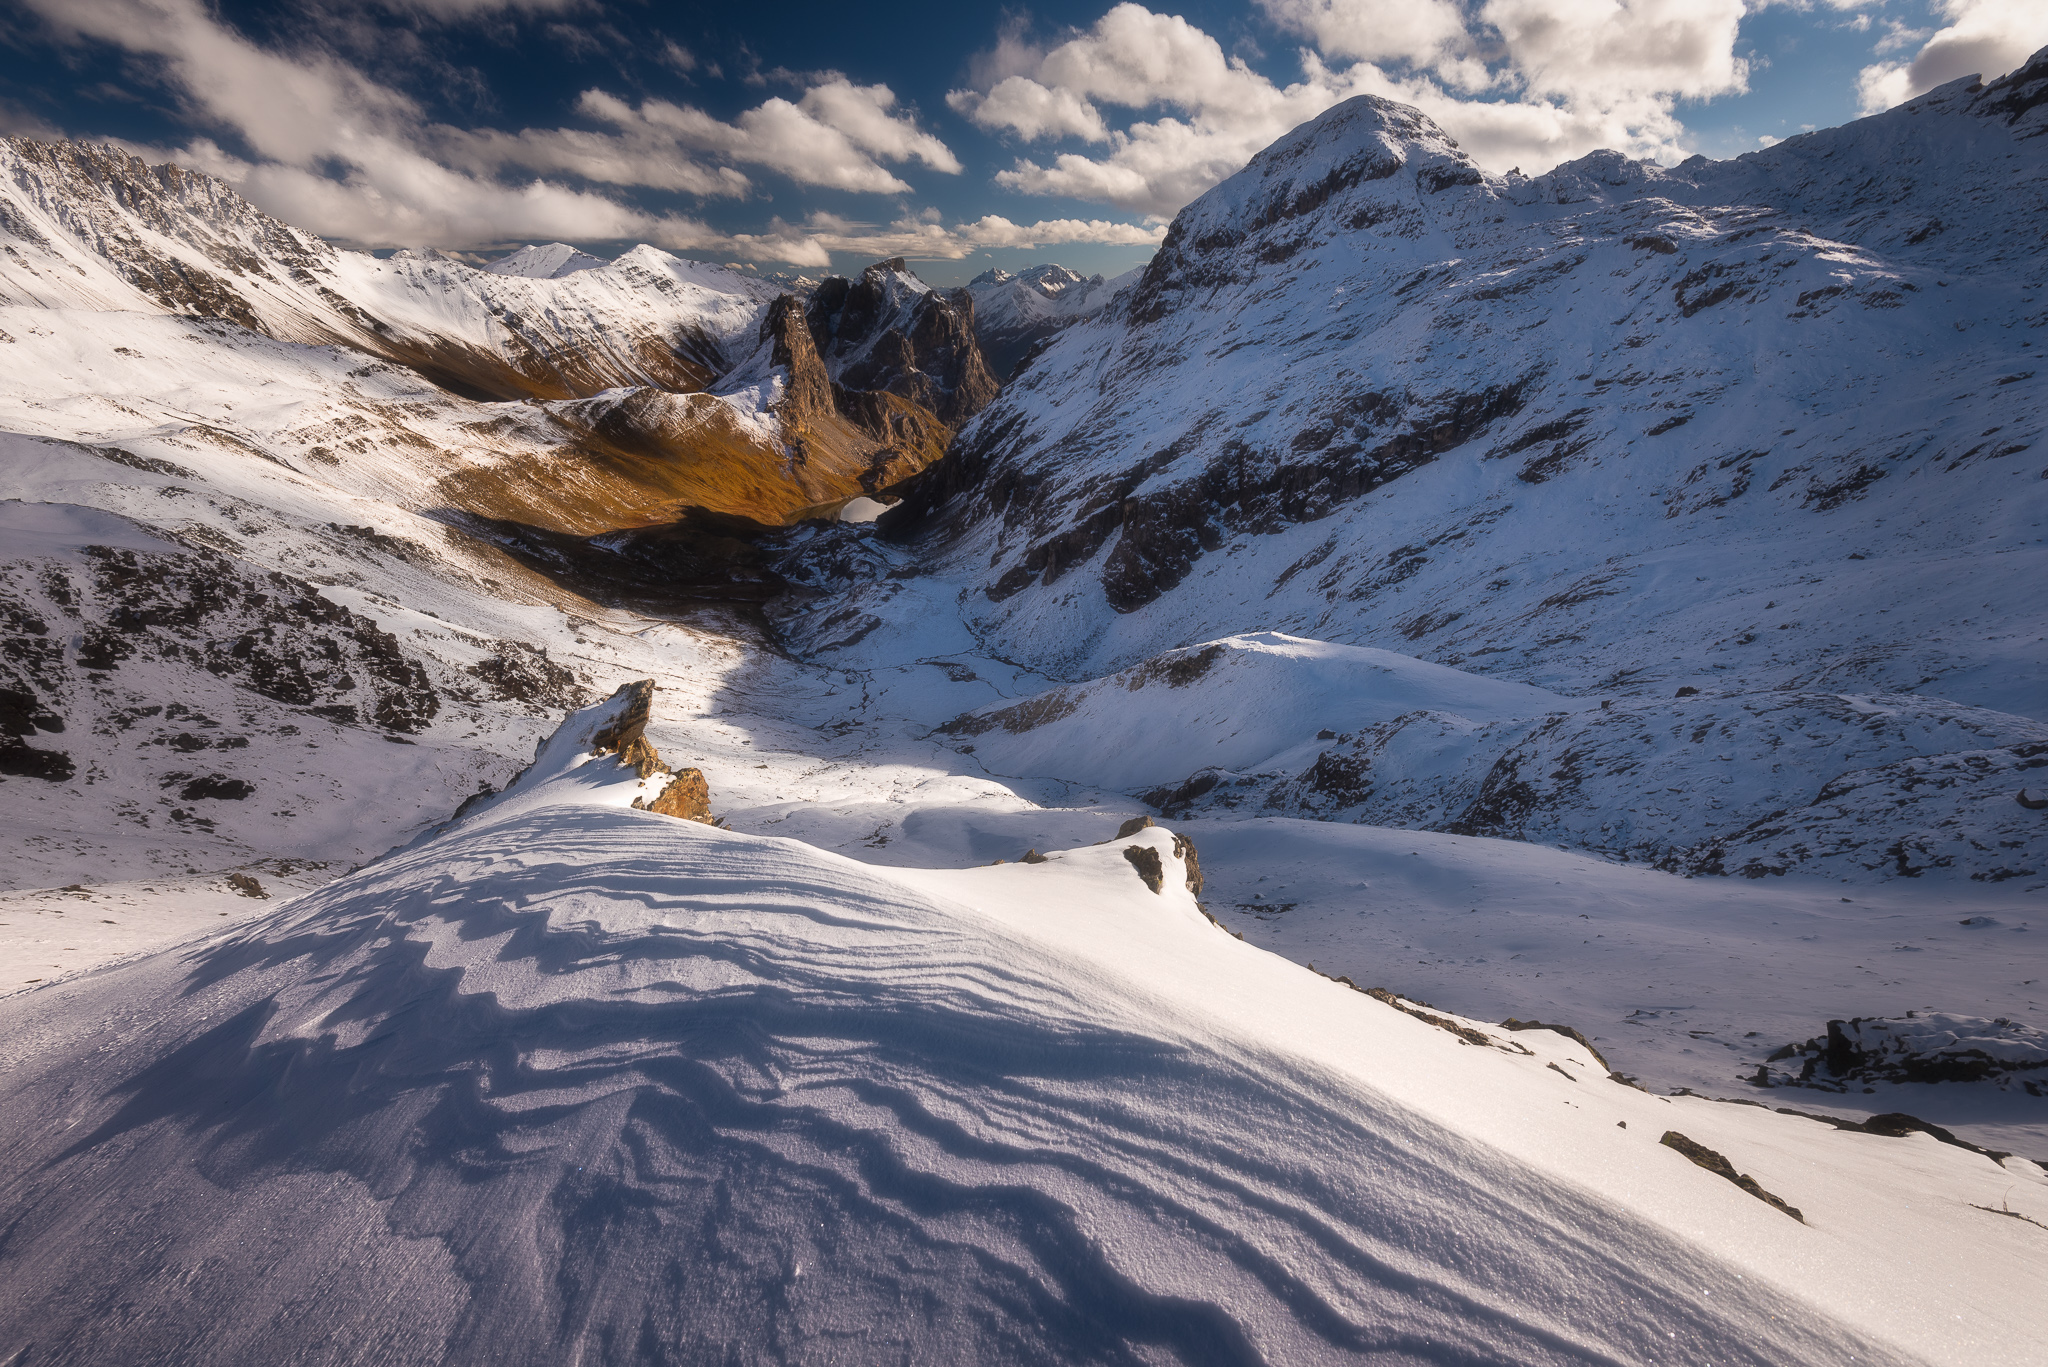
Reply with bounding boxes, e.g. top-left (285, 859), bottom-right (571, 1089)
top-left (1855, 0), bottom-right (2048, 114)
top-left (952, 1), bottom-right (1756, 219)
top-left (16, 0), bottom-right (980, 257)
